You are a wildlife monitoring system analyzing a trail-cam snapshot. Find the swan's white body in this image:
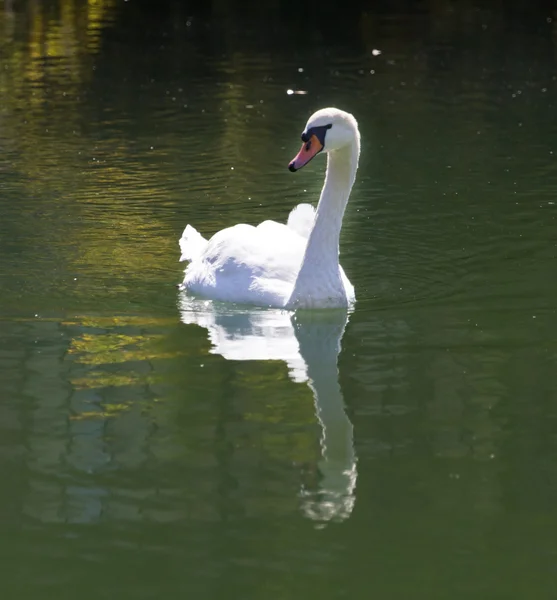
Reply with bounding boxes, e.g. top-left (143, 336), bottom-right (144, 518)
top-left (179, 108), bottom-right (360, 309)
